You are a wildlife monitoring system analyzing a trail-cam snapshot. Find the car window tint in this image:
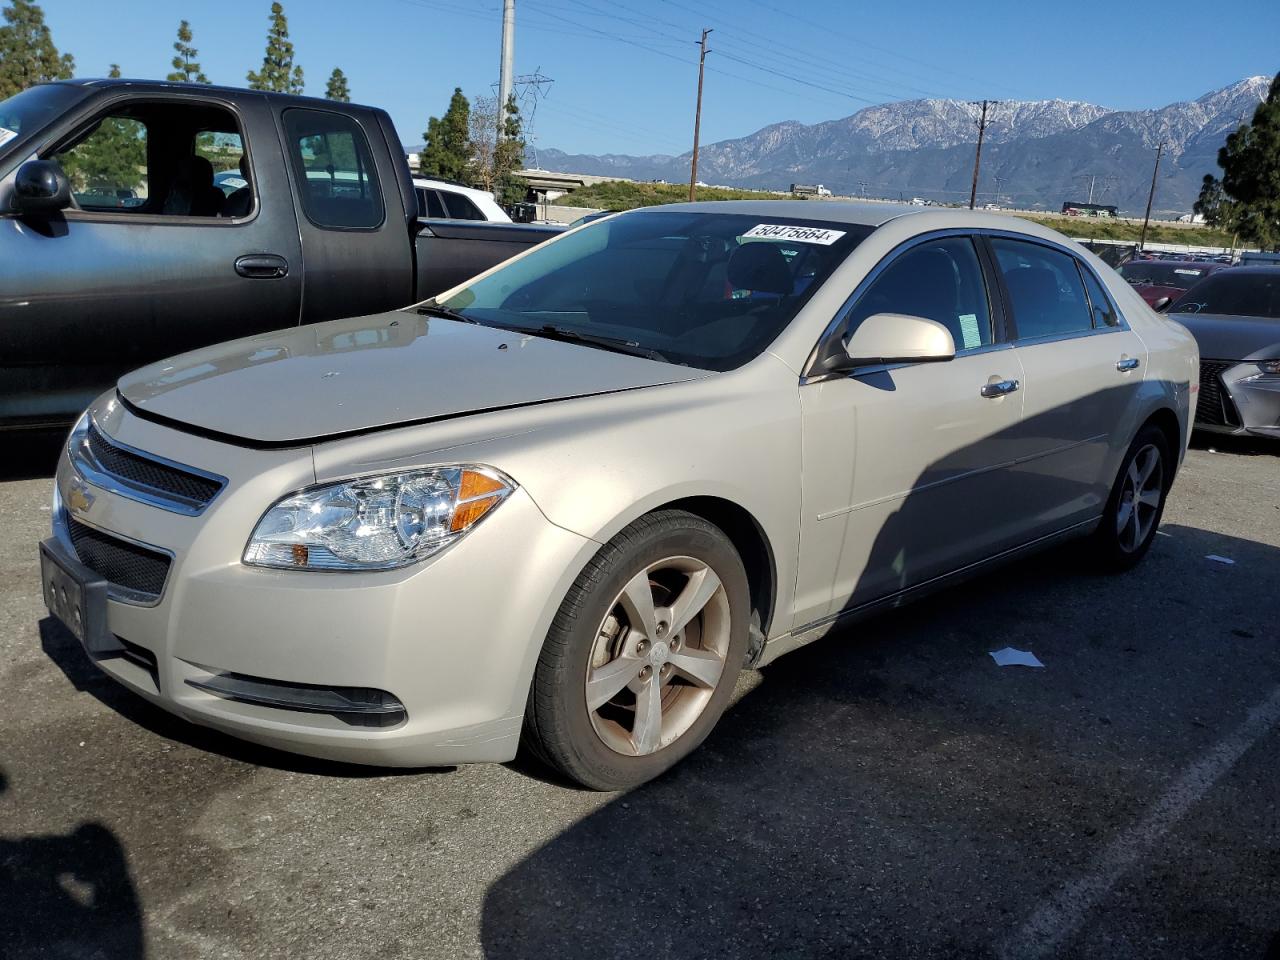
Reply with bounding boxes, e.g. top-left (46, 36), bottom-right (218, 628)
top-left (283, 108), bottom-right (383, 229)
top-left (441, 190), bottom-right (484, 220)
top-left (419, 188), bottom-right (446, 218)
top-left (1171, 272), bottom-right (1280, 319)
top-left (1079, 264), bottom-right (1120, 328)
top-left (845, 236), bottom-right (993, 351)
top-left (991, 238), bottom-right (1093, 339)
